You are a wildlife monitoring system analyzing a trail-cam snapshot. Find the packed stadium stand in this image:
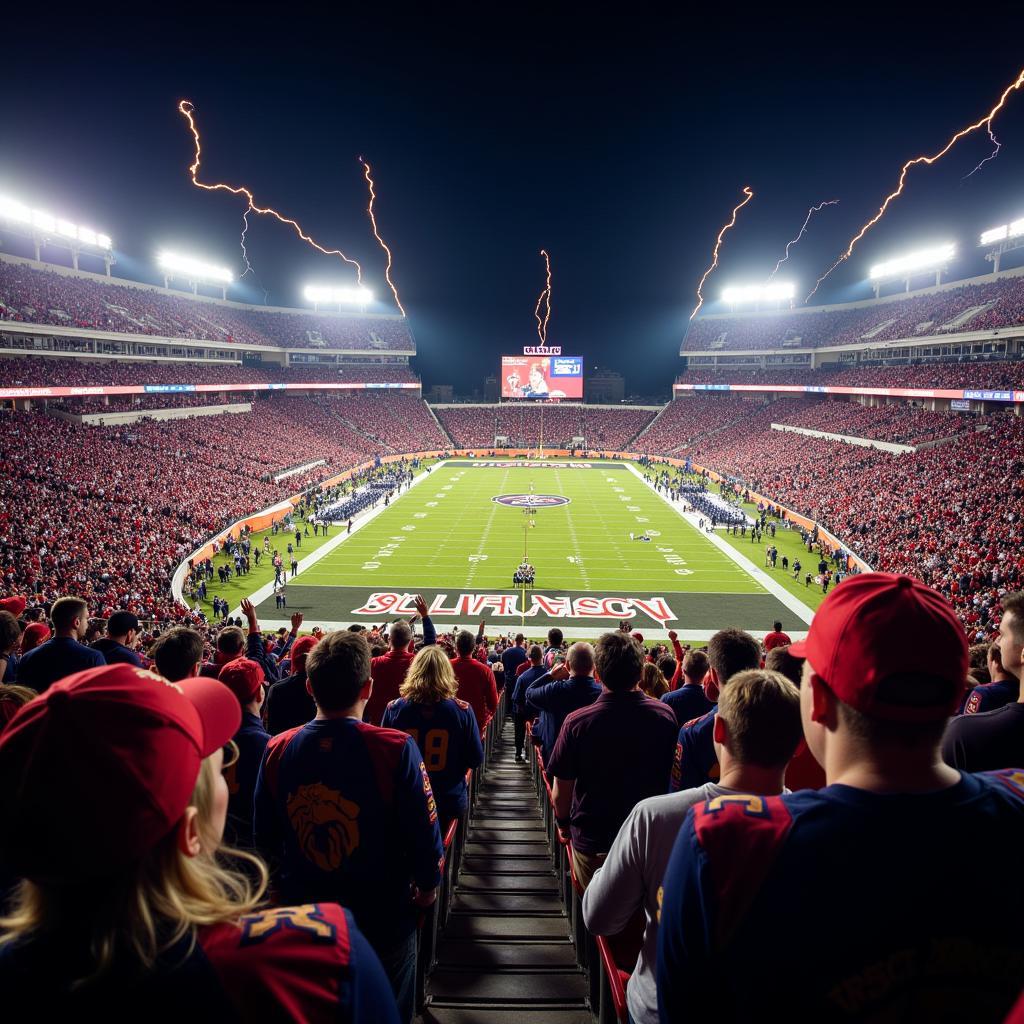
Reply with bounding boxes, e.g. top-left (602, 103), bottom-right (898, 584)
top-left (0, 256), bottom-right (414, 350)
top-left (683, 269), bottom-right (1024, 351)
